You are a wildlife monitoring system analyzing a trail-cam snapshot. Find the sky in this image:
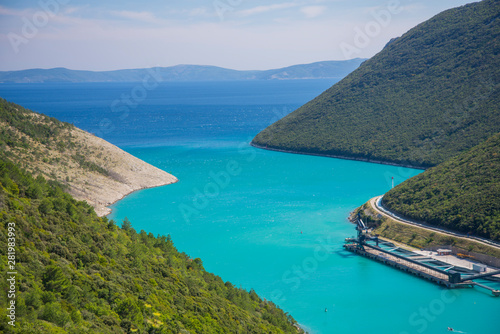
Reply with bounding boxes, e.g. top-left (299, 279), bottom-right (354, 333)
top-left (0, 0), bottom-right (480, 71)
